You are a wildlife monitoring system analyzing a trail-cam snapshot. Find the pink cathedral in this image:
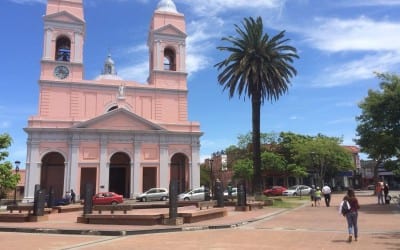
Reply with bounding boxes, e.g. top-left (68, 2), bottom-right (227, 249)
top-left (23, 0), bottom-right (202, 202)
